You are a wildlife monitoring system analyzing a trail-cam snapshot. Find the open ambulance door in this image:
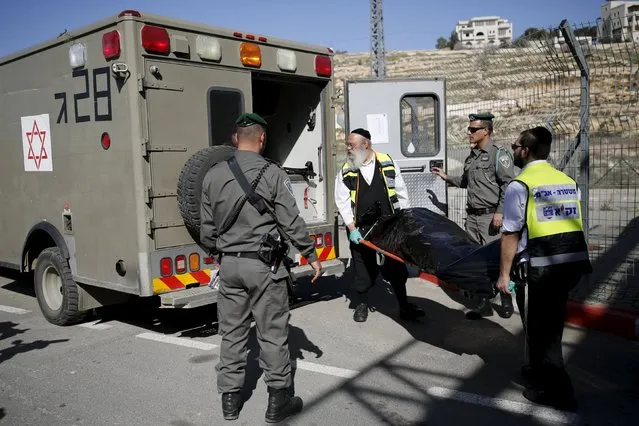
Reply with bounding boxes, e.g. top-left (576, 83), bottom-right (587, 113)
top-left (344, 79), bottom-right (448, 216)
